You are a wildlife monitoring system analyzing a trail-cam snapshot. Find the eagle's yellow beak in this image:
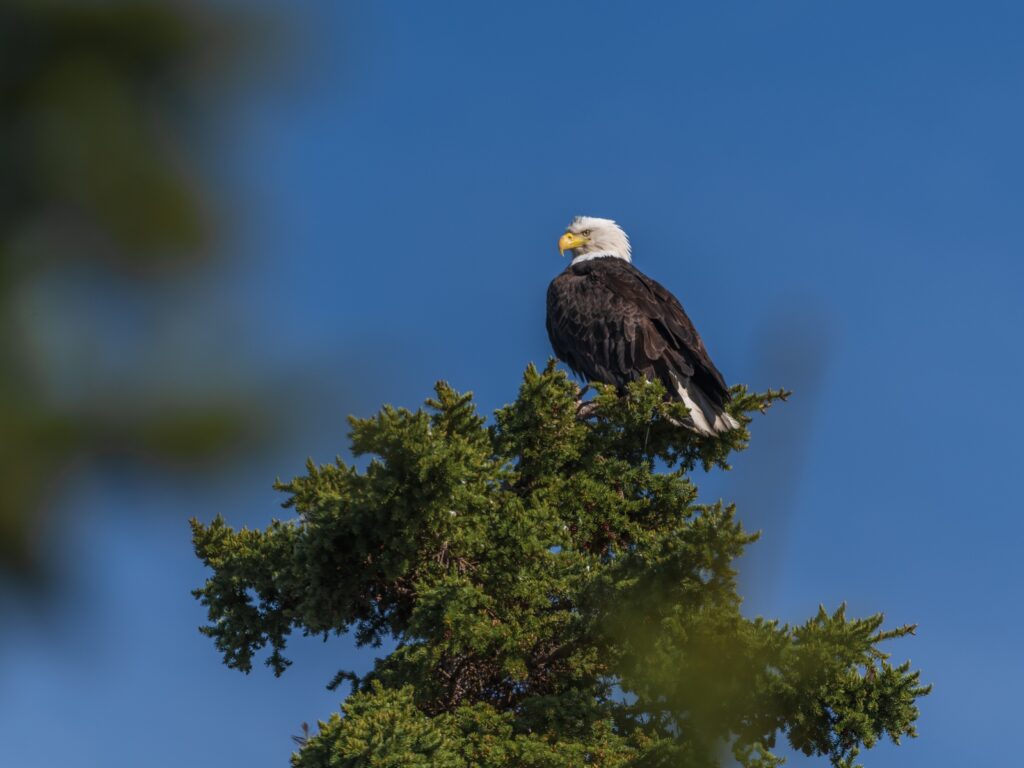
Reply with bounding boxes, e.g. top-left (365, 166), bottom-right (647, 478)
top-left (558, 231), bottom-right (588, 256)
